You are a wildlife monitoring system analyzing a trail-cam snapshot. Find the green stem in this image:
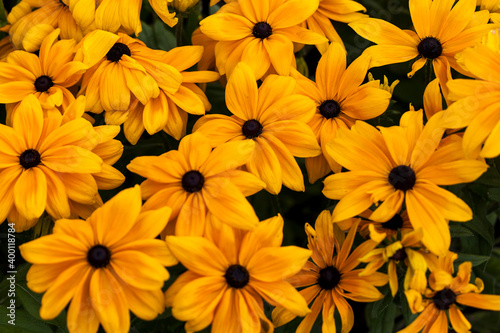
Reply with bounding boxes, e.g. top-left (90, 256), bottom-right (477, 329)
top-left (176, 15), bottom-right (184, 47)
top-left (425, 60), bottom-right (434, 86)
